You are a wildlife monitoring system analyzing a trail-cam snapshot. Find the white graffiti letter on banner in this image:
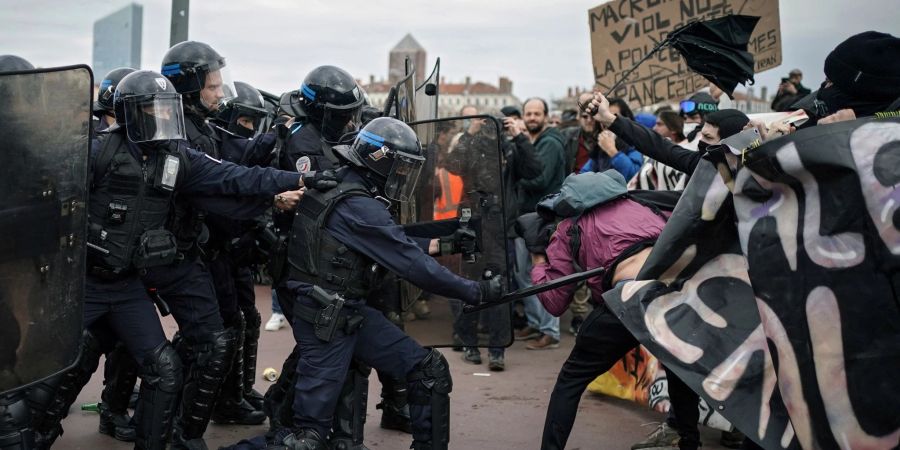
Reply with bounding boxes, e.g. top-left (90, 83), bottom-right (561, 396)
top-left (643, 254), bottom-right (738, 364)
top-left (734, 168), bottom-right (800, 271)
top-left (776, 143), bottom-right (865, 268)
top-left (849, 121), bottom-right (900, 254)
top-left (806, 286), bottom-right (900, 449)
